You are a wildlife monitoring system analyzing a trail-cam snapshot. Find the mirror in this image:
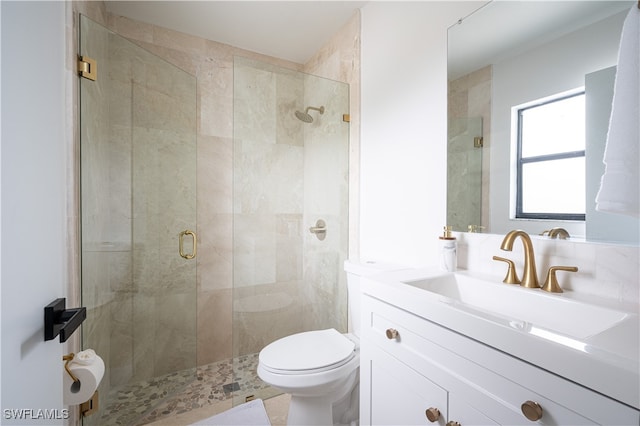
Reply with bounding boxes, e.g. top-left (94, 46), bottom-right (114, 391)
top-left (447, 1), bottom-right (638, 244)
